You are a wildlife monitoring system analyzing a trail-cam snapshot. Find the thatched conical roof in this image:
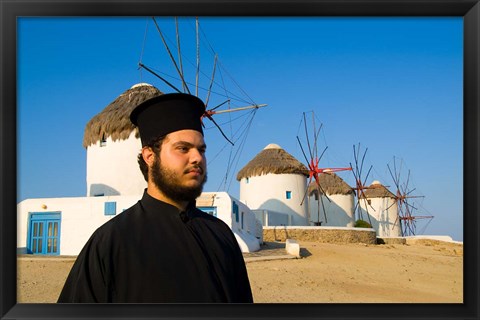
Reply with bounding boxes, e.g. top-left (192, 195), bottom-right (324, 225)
top-left (236, 144), bottom-right (309, 180)
top-left (360, 180), bottom-right (396, 199)
top-left (308, 172), bottom-right (354, 196)
top-left (83, 83), bottom-right (163, 148)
